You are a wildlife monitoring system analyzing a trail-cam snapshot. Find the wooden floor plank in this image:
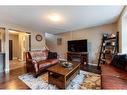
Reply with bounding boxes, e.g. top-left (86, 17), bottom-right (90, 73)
top-left (0, 64), bottom-right (100, 89)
